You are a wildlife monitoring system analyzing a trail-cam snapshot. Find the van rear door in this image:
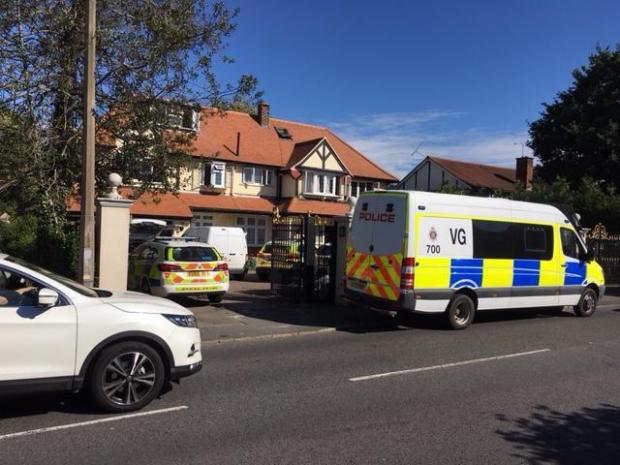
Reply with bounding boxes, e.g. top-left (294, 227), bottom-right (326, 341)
top-left (227, 230), bottom-right (248, 273)
top-left (346, 193), bottom-right (407, 301)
